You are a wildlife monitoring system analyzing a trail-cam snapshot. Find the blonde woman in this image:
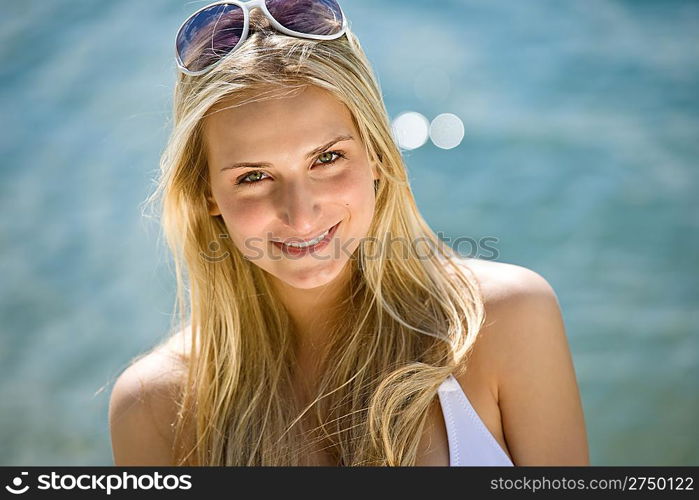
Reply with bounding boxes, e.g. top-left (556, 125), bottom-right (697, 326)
top-left (108, 0), bottom-right (589, 466)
